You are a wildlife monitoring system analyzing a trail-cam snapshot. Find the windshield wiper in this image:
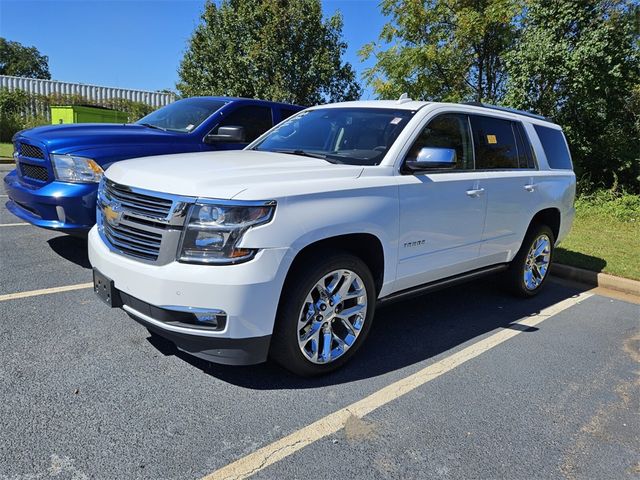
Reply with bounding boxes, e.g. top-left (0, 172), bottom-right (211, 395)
top-left (273, 149), bottom-right (340, 164)
top-left (139, 123), bottom-right (167, 131)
